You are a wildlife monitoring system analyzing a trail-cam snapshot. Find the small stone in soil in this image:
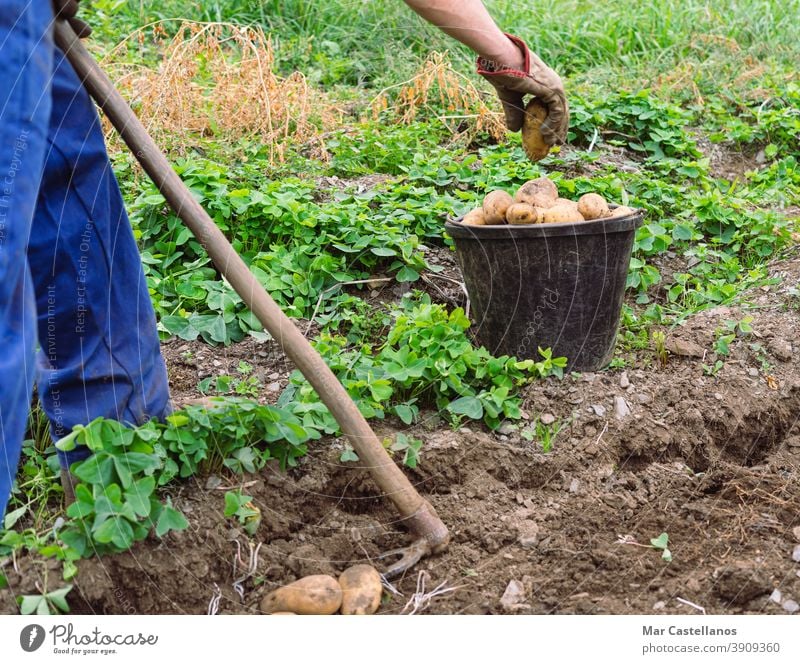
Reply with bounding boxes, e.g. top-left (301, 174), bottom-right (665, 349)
top-left (770, 589), bottom-right (783, 604)
top-left (782, 599), bottom-right (799, 614)
top-left (569, 479), bottom-right (580, 493)
top-left (497, 422), bottom-right (517, 435)
top-left (792, 545), bottom-right (800, 562)
top-left (500, 579), bottom-right (528, 610)
top-left (714, 392), bottom-right (724, 400)
top-left (793, 526), bottom-right (800, 542)
top-left (266, 382), bottom-right (281, 392)
top-left (590, 404), bottom-right (606, 417)
top-left (747, 367), bottom-right (759, 377)
top-left (614, 396), bottom-right (631, 419)
top-left (652, 601), bottom-right (666, 610)
top-left (517, 522), bottom-right (540, 549)
top-left (619, 371), bottom-right (630, 388)
top-left (540, 413), bottom-right (556, 425)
